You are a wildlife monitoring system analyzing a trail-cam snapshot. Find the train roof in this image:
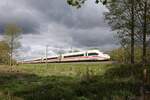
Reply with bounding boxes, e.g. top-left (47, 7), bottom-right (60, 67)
top-left (62, 51), bottom-right (85, 56)
top-left (62, 50), bottom-right (103, 56)
top-left (87, 50), bottom-right (102, 53)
